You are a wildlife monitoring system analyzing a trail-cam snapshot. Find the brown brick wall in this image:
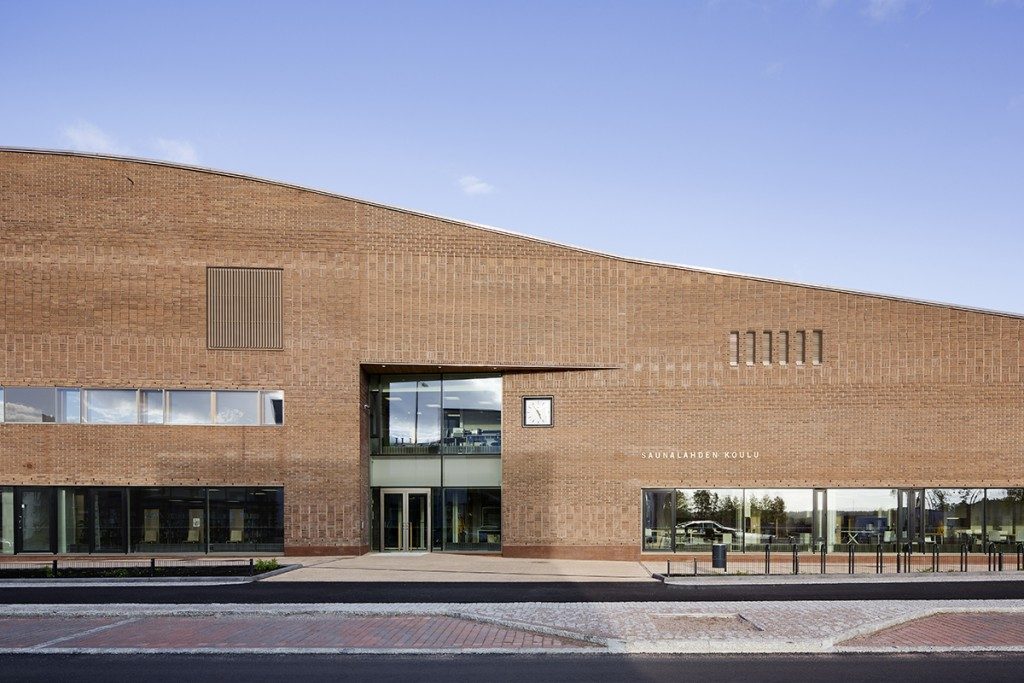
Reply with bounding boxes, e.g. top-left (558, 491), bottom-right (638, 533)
top-left (1, 150), bottom-right (1021, 559)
